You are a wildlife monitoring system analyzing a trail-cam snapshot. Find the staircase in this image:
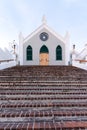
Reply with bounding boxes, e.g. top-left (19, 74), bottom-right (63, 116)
top-left (0, 66), bottom-right (87, 129)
